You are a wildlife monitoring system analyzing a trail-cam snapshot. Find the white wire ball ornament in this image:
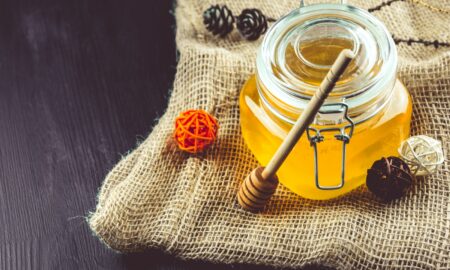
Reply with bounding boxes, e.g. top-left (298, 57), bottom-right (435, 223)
top-left (398, 135), bottom-right (444, 176)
